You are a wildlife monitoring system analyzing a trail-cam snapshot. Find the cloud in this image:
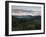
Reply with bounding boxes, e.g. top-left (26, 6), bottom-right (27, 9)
top-left (12, 6), bottom-right (41, 16)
